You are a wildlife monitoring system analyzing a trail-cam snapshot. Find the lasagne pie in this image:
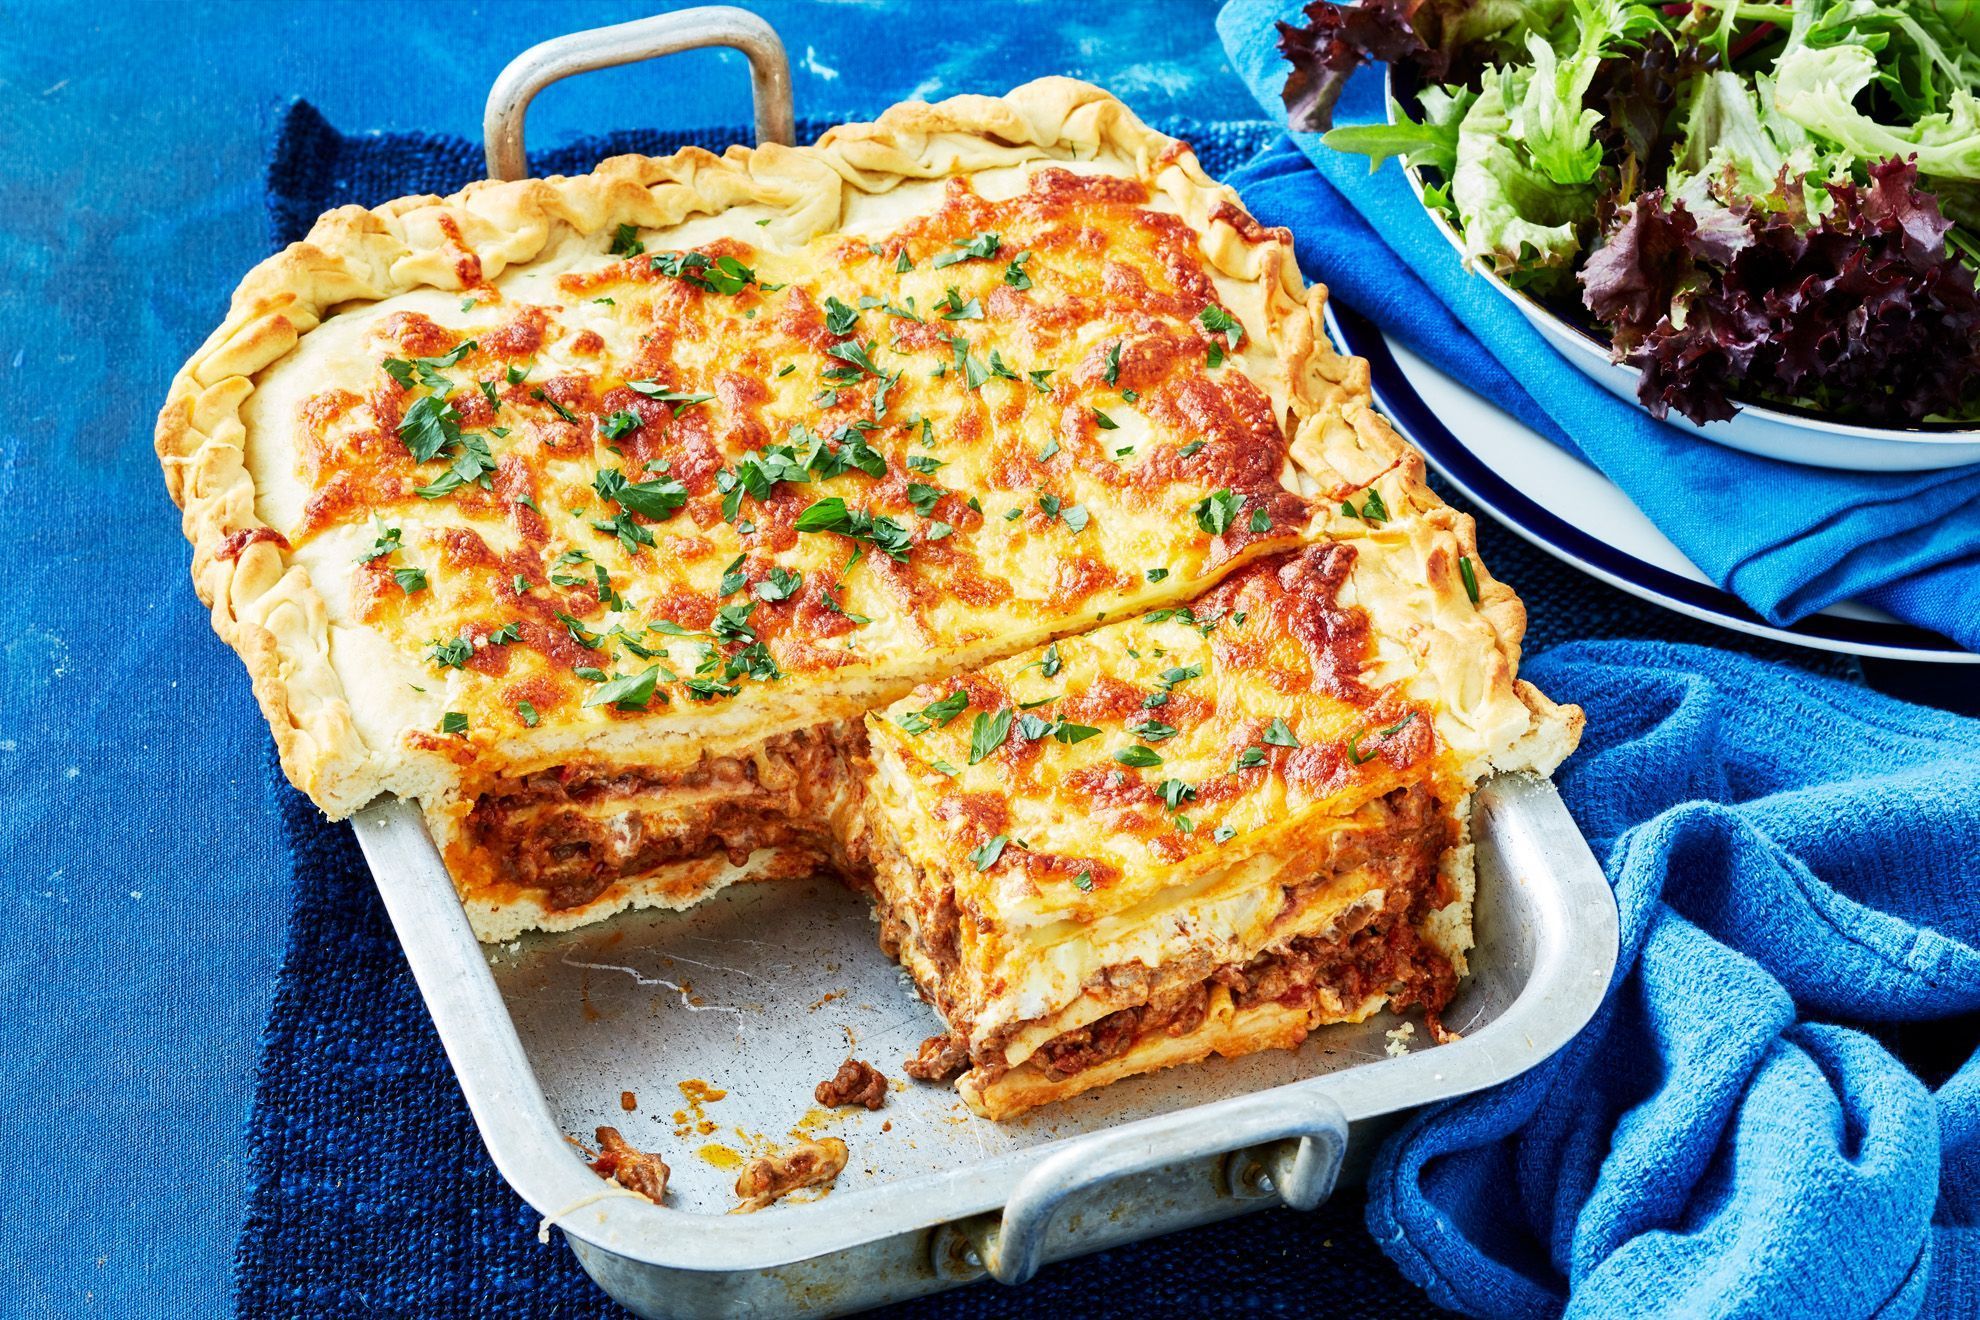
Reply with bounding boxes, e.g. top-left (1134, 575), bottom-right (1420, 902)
top-left (157, 79), bottom-right (1580, 1118)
